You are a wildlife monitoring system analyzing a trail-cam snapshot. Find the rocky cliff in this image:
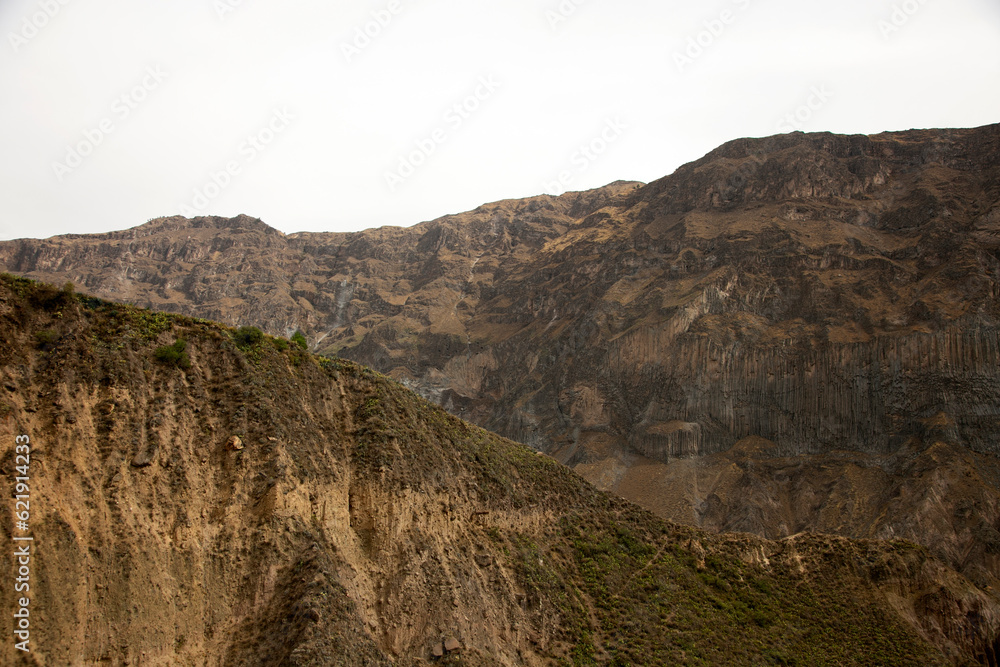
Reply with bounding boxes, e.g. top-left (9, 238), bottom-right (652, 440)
top-left (2, 124), bottom-right (999, 595)
top-left (1, 274), bottom-right (999, 665)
